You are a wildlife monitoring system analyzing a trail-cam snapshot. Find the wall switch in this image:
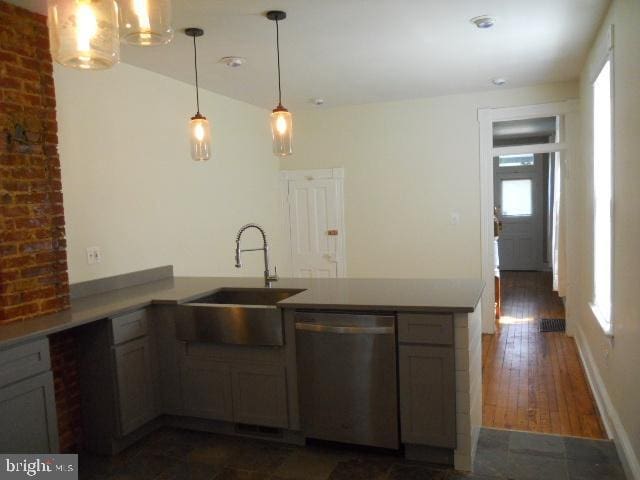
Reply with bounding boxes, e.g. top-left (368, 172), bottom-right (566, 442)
top-left (86, 246), bottom-right (101, 265)
top-left (450, 212), bottom-right (461, 225)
